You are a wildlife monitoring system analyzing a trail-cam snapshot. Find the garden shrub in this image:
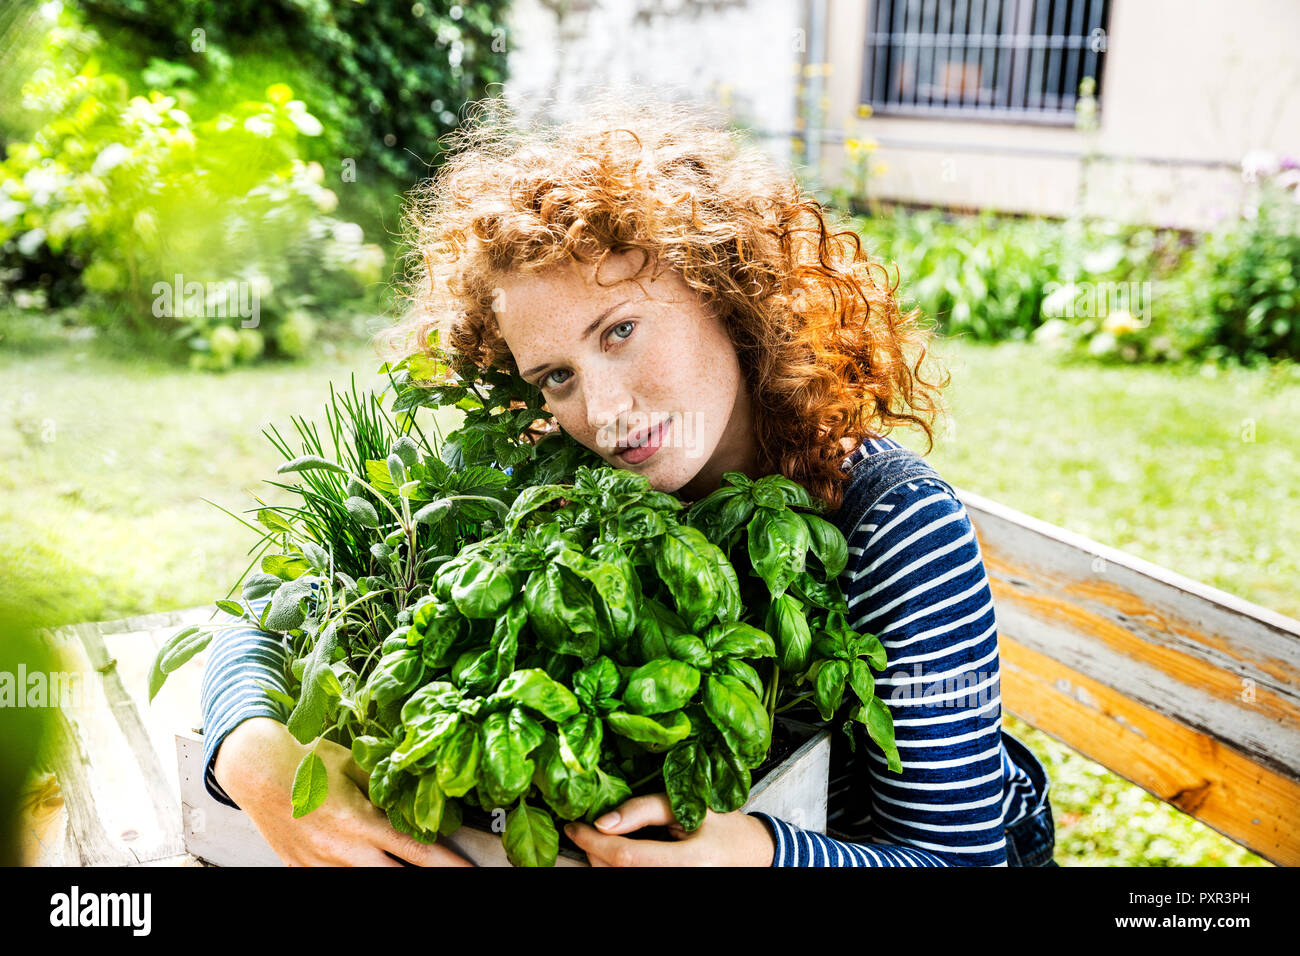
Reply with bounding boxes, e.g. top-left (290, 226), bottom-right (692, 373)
top-left (1168, 172), bottom-right (1300, 364)
top-left (852, 199), bottom-right (1300, 366)
top-left (77, 0), bottom-right (512, 185)
top-left (0, 9), bottom-right (386, 367)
